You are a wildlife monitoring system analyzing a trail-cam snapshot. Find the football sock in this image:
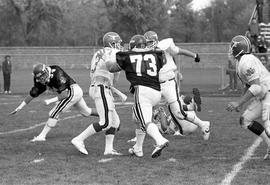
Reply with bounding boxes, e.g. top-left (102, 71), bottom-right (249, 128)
top-left (76, 124), bottom-right (97, 141)
top-left (186, 112), bottom-right (205, 129)
top-left (146, 122), bottom-right (166, 146)
top-left (105, 134), bottom-right (114, 152)
top-left (38, 124), bottom-right (51, 139)
top-left (135, 129), bottom-right (146, 151)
